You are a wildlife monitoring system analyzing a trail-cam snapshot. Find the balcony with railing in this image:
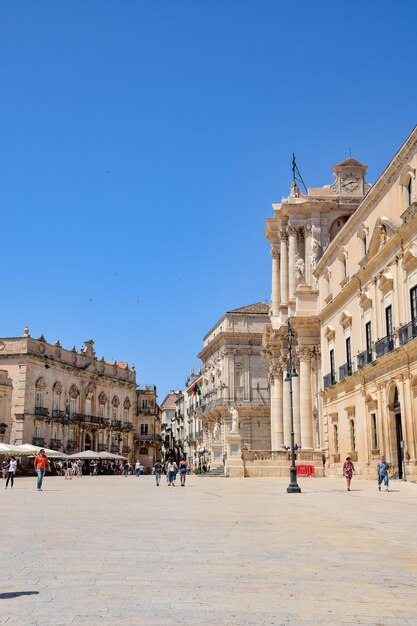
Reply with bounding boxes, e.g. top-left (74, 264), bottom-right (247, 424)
top-left (196, 397), bottom-right (268, 416)
top-left (122, 445), bottom-right (131, 453)
top-left (97, 443), bottom-right (107, 452)
top-left (399, 319), bottom-right (417, 345)
top-left (110, 445), bottom-right (120, 453)
top-left (49, 438), bottom-right (63, 450)
top-left (357, 349), bottom-right (373, 369)
top-left (66, 441), bottom-right (78, 450)
top-left (339, 362), bottom-right (353, 381)
top-left (34, 407), bottom-right (49, 418)
top-left (134, 433), bottom-right (162, 443)
top-left (121, 421), bottom-right (134, 431)
top-left (51, 409), bottom-right (66, 420)
top-left (110, 420), bottom-right (123, 430)
top-left (323, 372), bottom-right (336, 389)
top-left (375, 334), bottom-right (394, 358)
top-left (73, 413), bottom-right (109, 427)
top-left (32, 437), bottom-right (45, 446)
